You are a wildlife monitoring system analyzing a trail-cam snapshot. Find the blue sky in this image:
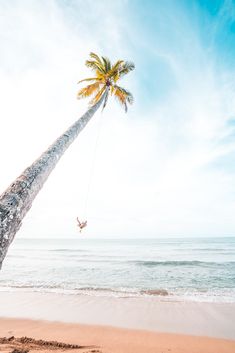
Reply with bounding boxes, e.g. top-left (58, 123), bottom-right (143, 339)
top-left (127, 0), bottom-right (235, 105)
top-left (0, 0), bottom-right (235, 238)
